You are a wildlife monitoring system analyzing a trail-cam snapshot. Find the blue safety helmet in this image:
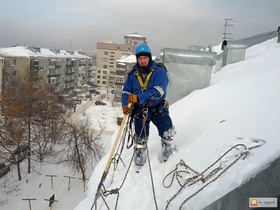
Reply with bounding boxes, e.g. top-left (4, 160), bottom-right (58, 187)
top-left (135, 44), bottom-right (152, 59)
